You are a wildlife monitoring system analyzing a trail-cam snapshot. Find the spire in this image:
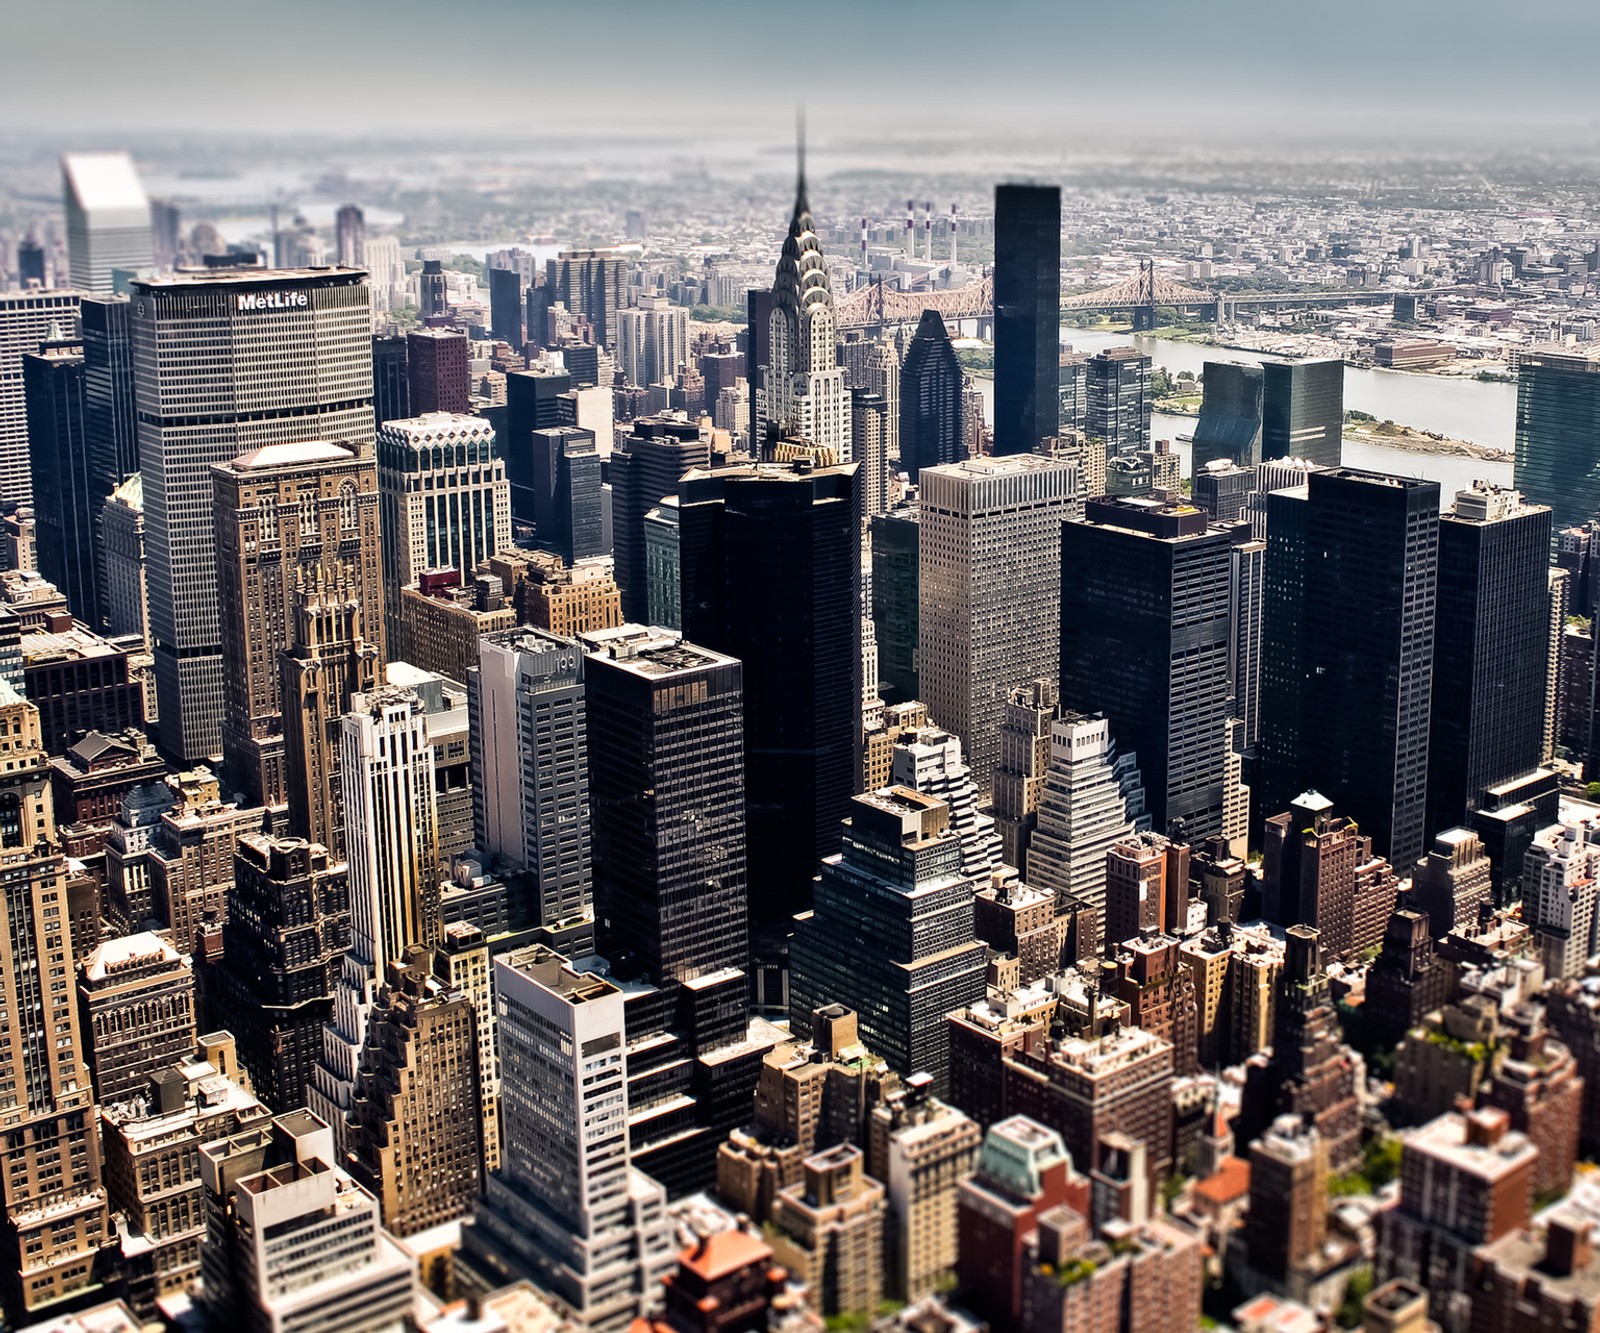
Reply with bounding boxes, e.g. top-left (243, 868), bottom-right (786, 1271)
top-left (791, 104), bottom-right (810, 232)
